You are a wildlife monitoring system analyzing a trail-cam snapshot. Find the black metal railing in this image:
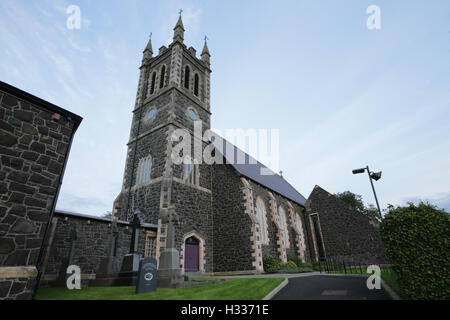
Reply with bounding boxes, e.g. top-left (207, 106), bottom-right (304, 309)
top-left (318, 256), bottom-right (393, 276)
